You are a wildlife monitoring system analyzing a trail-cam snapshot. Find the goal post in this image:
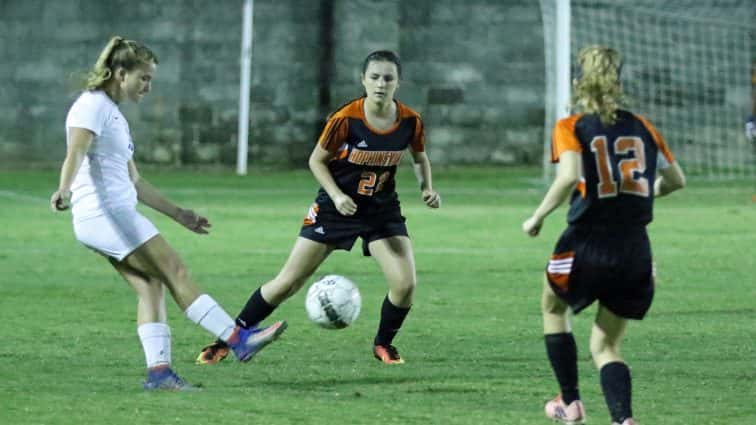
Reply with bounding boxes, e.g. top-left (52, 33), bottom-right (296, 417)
top-left (540, 0), bottom-right (754, 180)
top-left (236, 0), bottom-right (254, 176)
top-left (540, 0), bottom-right (571, 182)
